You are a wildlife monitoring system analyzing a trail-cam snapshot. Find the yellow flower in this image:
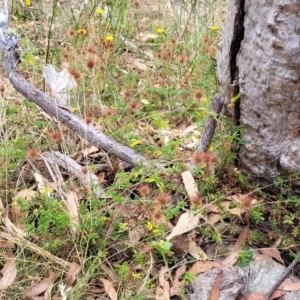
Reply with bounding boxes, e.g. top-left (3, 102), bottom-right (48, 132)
top-left (28, 56), bottom-right (33, 64)
top-left (25, 0), bottom-right (31, 6)
top-left (105, 35), bottom-right (114, 41)
top-left (96, 8), bottom-right (104, 14)
top-left (132, 273), bottom-right (142, 279)
top-left (77, 28), bottom-right (87, 35)
top-left (41, 186), bottom-right (52, 195)
top-left (156, 28), bottom-right (164, 34)
top-left (210, 25), bottom-right (219, 31)
top-left (130, 139), bottom-right (142, 147)
top-left (146, 221), bottom-right (155, 231)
